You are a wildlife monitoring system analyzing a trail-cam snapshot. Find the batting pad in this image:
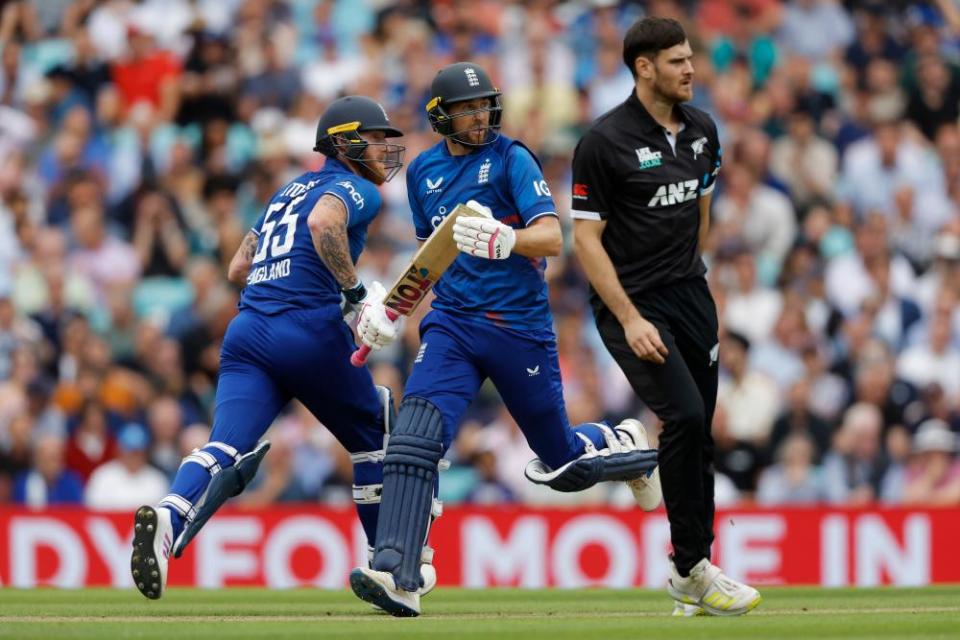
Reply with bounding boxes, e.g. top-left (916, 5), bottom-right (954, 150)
top-left (372, 396), bottom-right (444, 592)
